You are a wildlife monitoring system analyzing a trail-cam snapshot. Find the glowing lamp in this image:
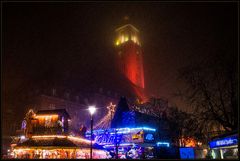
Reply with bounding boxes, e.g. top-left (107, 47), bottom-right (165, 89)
top-left (20, 135), bottom-right (25, 140)
top-left (88, 105), bottom-right (96, 159)
top-left (88, 106), bottom-right (96, 115)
